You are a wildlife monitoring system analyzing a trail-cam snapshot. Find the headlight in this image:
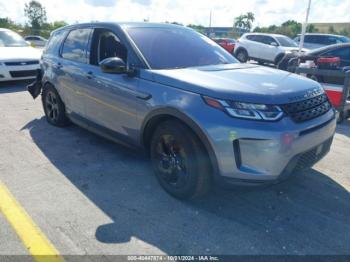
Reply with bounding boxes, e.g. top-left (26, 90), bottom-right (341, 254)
top-left (203, 96), bottom-right (284, 121)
